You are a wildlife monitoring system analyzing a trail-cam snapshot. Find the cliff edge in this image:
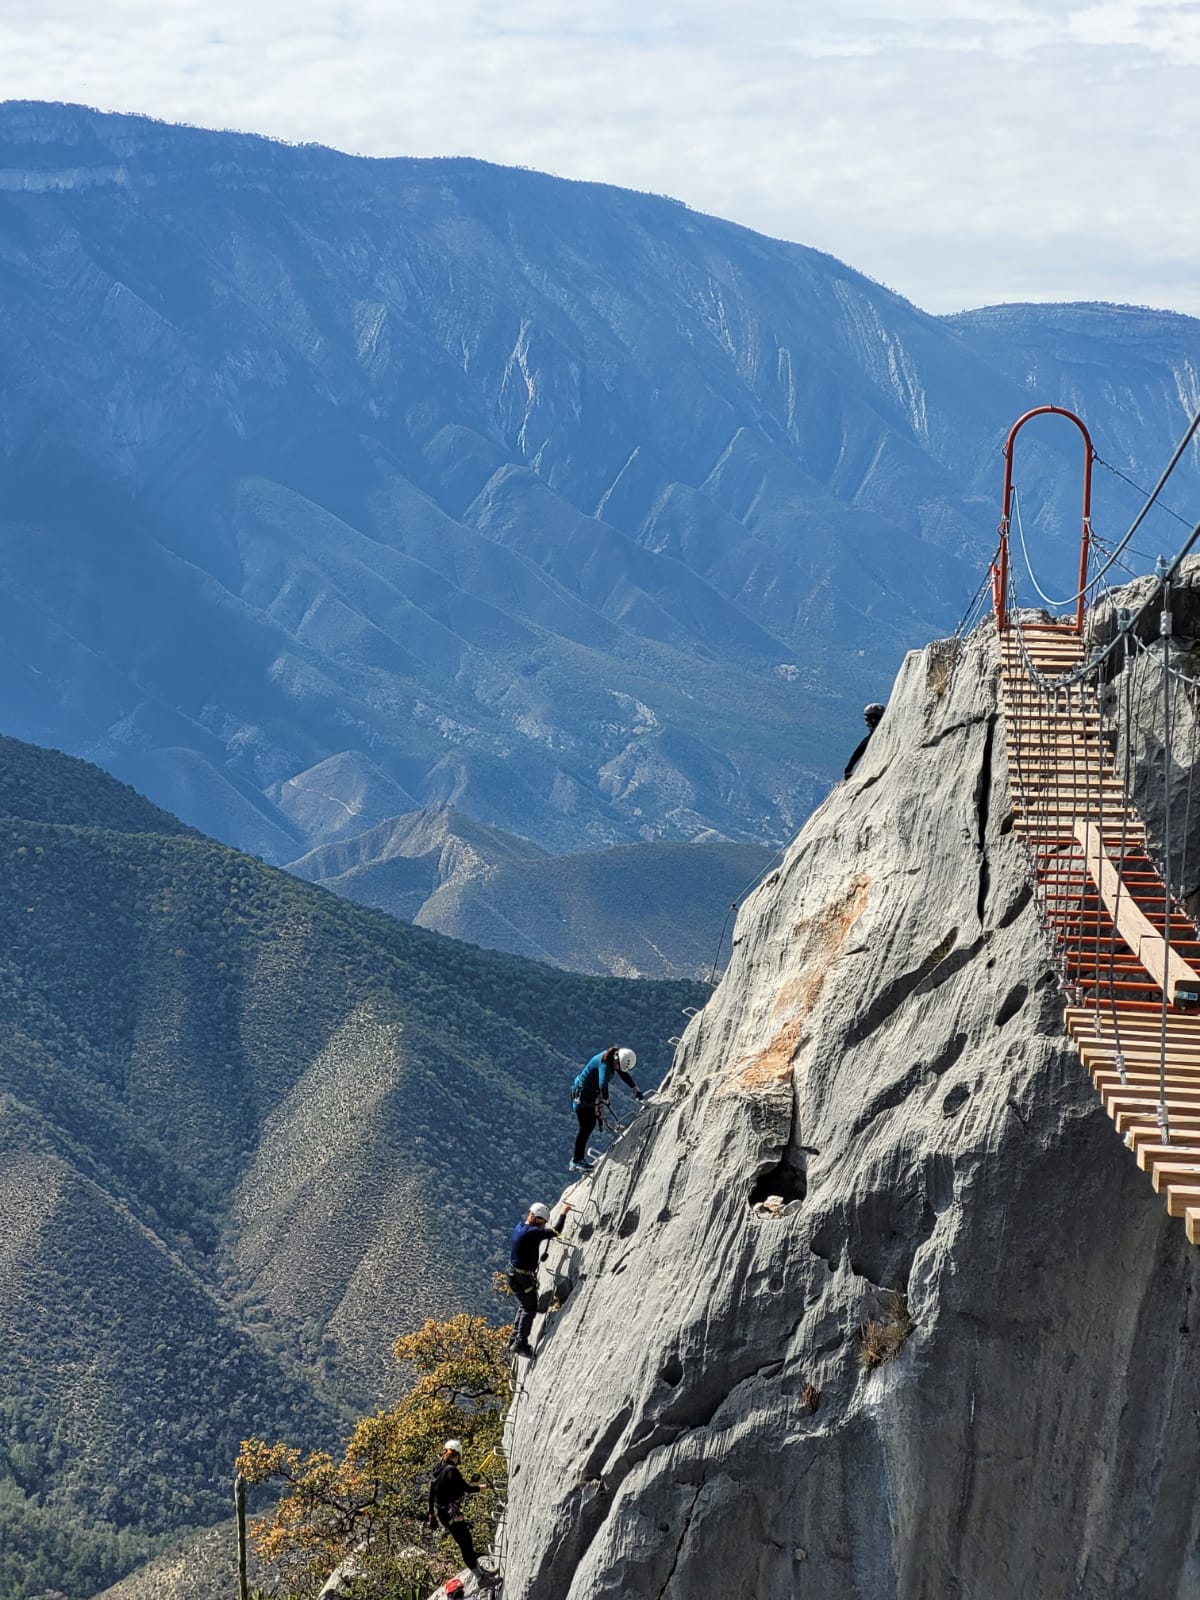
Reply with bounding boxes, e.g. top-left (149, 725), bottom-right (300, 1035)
top-left (502, 617), bottom-right (1200, 1600)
